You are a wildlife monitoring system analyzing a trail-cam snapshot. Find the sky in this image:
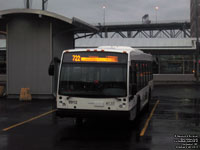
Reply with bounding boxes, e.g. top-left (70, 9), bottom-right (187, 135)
top-left (0, 0), bottom-right (190, 24)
